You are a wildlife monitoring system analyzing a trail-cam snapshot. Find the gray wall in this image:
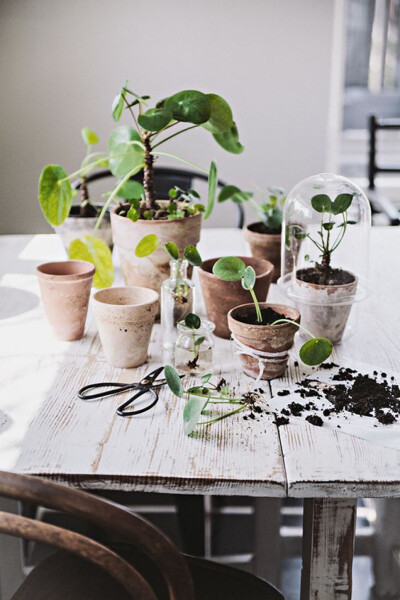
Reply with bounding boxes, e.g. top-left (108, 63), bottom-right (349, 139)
top-left (0, 0), bottom-right (345, 233)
